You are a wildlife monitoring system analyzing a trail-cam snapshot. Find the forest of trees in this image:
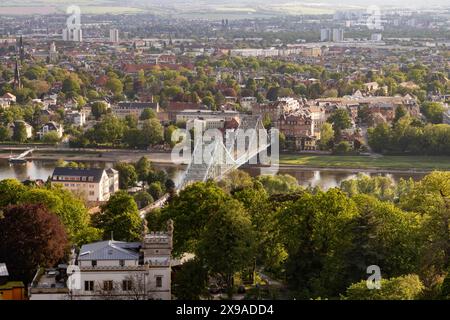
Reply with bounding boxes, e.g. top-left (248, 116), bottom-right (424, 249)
top-left (148, 170), bottom-right (450, 300)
